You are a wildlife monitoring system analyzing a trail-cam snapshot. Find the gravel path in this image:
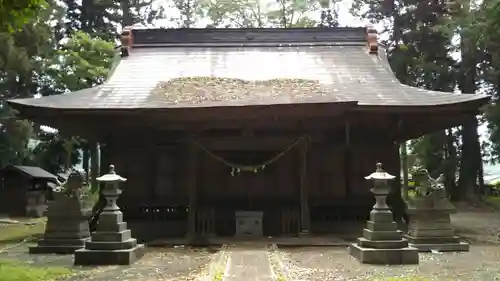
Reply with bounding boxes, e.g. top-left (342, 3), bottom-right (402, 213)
top-left (277, 204), bottom-right (500, 281)
top-left (279, 245), bottom-right (500, 281)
